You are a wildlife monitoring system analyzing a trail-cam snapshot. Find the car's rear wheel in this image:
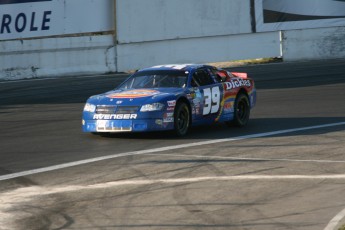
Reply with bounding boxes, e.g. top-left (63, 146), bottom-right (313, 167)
top-left (227, 93), bottom-right (250, 127)
top-left (174, 102), bottom-right (190, 136)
